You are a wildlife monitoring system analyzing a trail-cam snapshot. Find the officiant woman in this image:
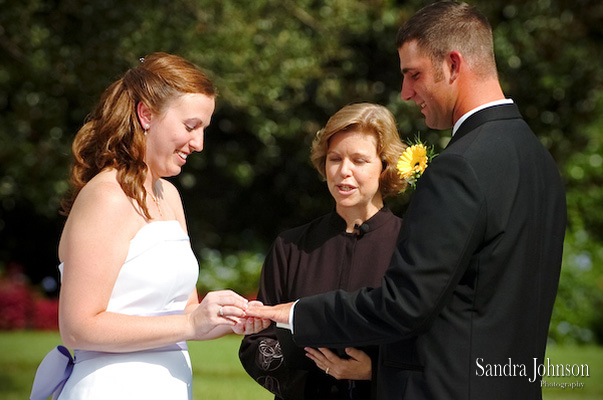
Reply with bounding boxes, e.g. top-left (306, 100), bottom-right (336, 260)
top-left (239, 103), bottom-right (417, 400)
